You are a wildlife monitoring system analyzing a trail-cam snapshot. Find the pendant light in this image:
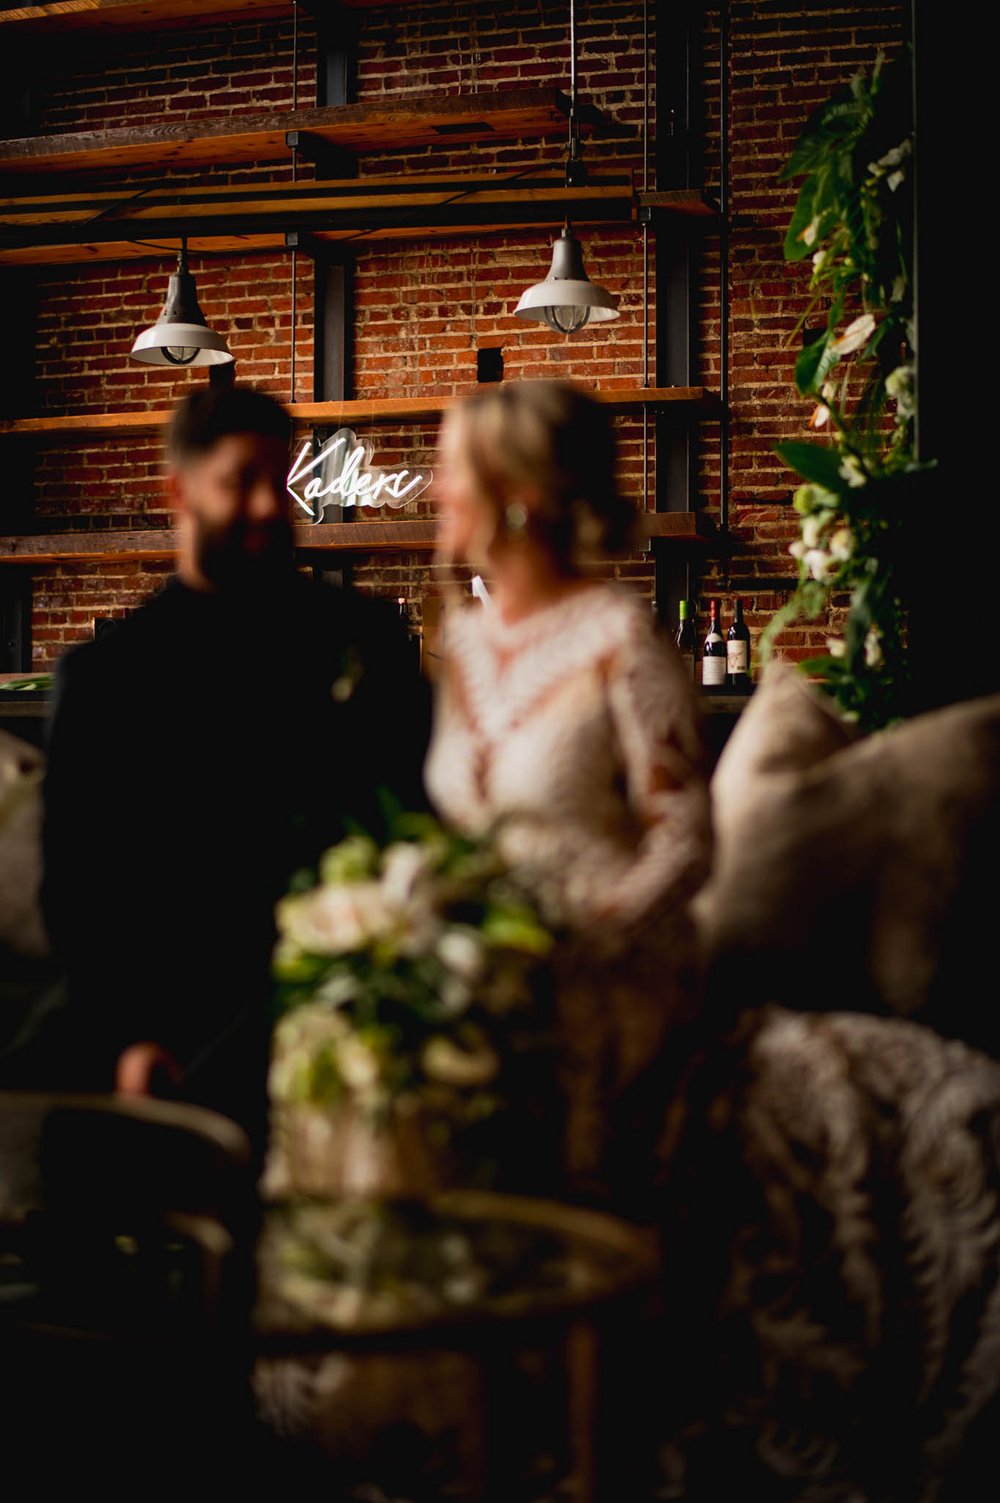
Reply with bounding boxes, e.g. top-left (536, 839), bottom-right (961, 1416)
top-left (513, 0), bottom-right (619, 334)
top-left (514, 223), bottom-right (619, 333)
top-left (130, 239), bottom-right (234, 367)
